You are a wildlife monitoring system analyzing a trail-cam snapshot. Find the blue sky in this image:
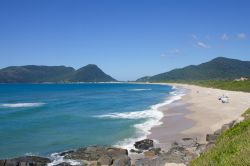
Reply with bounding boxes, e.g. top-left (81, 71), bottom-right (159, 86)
top-left (0, 0), bottom-right (249, 80)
